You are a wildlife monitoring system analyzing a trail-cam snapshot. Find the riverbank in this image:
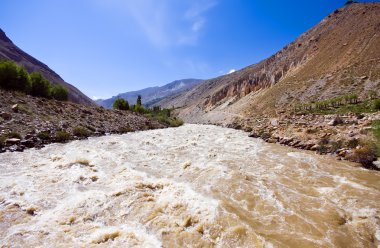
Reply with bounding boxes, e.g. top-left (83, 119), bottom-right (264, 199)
top-left (0, 89), bottom-right (168, 153)
top-left (230, 112), bottom-right (380, 170)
